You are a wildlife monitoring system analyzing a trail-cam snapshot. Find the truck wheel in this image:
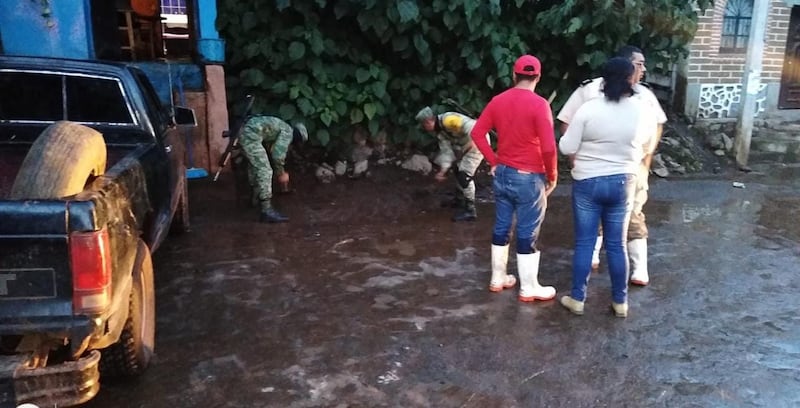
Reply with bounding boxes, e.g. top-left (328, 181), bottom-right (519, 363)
top-left (9, 121), bottom-right (106, 199)
top-left (100, 241), bottom-right (155, 378)
top-left (170, 176), bottom-right (191, 234)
